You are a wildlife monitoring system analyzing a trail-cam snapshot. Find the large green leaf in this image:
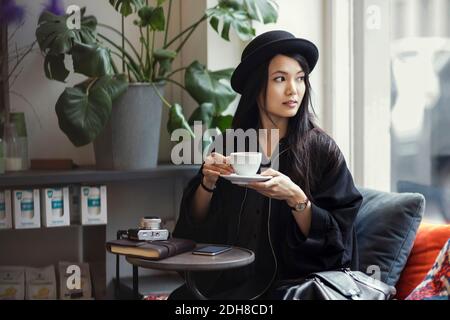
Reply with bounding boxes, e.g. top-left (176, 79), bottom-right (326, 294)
top-left (153, 48), bottom-right (176, 77)
top-left (55, 75), bottom-right (128, 146)
top-left (217, 0), bottom-right (242, 11)
top-left (211, 115), bottom-right (233, 133)
top-left (138, 6), bottom-right (165, 31)
top-left (208, 0), bottom-right (278, 40)
top-left (188, 103), bottom-right (215, 127)
top-left (243, 0), bottom-right (278, 24)
top-left (167, 104), bottom-right (194, 137)
top-left (93, 74), bottom-right (129, 100)
top-left (109, 0), bottom-right (144, 17)
top-left (36, 9), bottom-right (97, 55)
top-left (206, 6), bottom-right (254, 41)
top-left (153, 48), bottom-right (177, 60)
top-left (185, 61), bottom-right (236, 113)
top-left (71, 42), bottom-right (114, 77)
top-left (217, 0), bottom-right (278, 24)
top-left (44, 54), bottom-right (70, 82)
